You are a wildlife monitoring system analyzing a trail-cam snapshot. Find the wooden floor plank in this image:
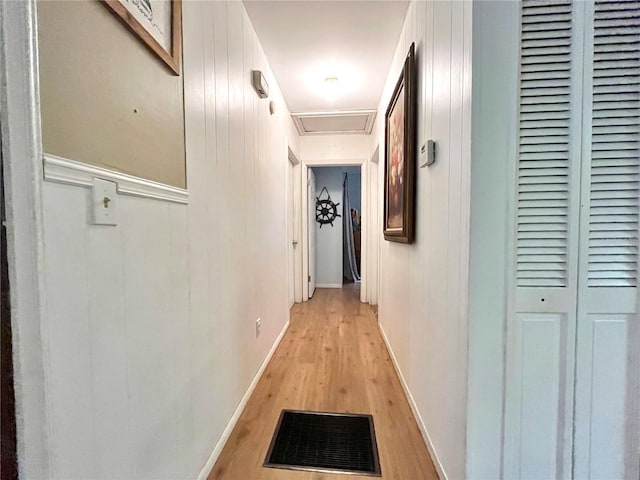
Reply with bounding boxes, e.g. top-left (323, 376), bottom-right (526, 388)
top-left (208, 285), bottom-right (439, 480)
